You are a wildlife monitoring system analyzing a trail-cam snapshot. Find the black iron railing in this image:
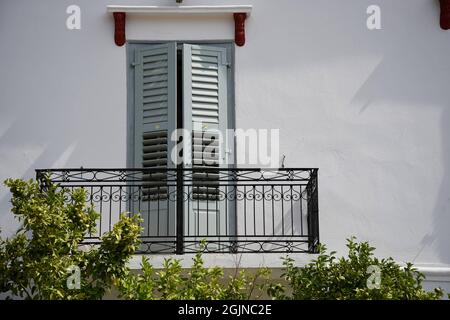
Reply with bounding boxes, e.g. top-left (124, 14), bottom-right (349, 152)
top-left (36, 168), bottom-right (319, 254)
